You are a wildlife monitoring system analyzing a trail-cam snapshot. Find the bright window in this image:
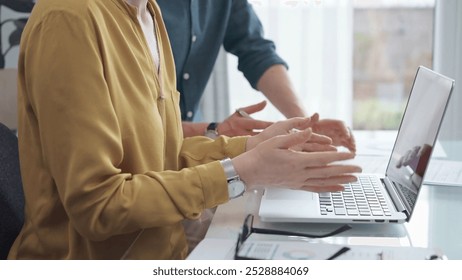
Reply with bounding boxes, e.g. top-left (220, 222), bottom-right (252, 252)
top-left (227, 0), bottom-right (435, 130)
top-left (353, 0), bottom-right (435, 130)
